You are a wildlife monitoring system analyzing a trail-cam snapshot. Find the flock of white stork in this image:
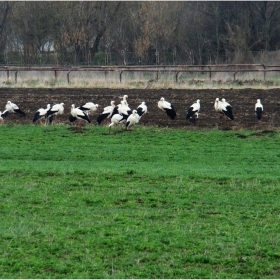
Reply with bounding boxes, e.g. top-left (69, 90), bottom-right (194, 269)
top-left (0, 94), bottom-right (264, 130)
top-left (183, 97), bottom-right (262, 125)
top-left (0, 95), bottom-right (147, 131)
